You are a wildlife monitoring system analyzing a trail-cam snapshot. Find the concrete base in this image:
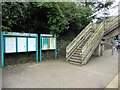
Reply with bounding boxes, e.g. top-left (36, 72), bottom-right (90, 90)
top-left (93, 43), bottom-right (105, 57)
top-left (93, 44), bottom-right (101, 56)
top-left (100, 44), bottom-right (104, 56)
